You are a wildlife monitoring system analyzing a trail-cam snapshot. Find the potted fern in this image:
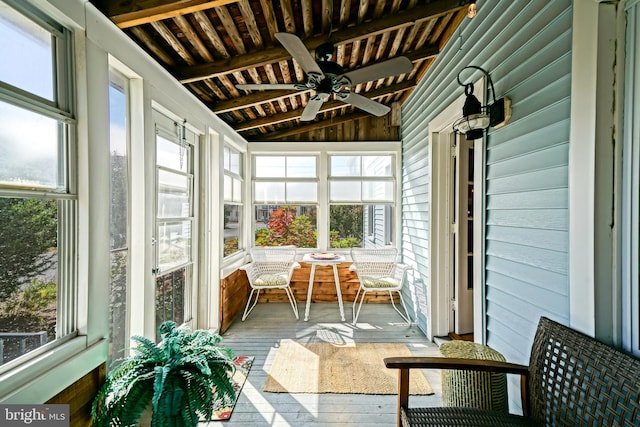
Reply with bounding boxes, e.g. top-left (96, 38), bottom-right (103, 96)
top-left (92, 321), bottom-right (237, 427)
